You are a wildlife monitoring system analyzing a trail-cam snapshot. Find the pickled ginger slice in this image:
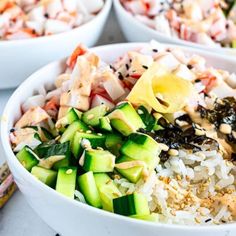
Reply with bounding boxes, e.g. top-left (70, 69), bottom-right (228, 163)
top-left (127, 62), bottom-right (194, 113)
